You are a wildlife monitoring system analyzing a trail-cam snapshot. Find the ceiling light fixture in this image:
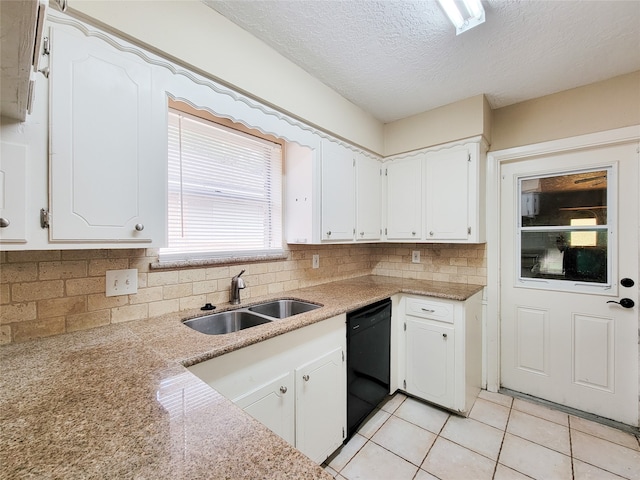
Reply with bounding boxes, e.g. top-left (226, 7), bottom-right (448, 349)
top-left (437, 0), bottom-right (486, 35)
